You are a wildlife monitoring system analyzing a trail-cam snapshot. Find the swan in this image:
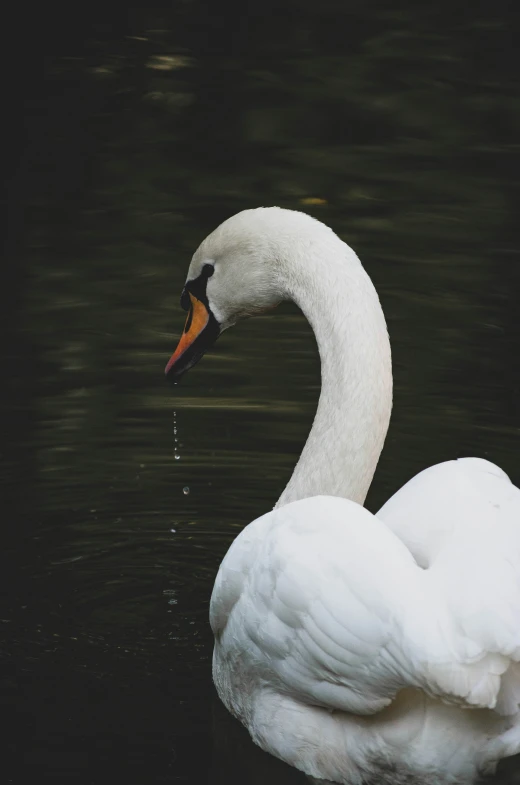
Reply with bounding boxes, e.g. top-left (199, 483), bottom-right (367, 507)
top-left (165, 207), bottom-right (520, 784)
